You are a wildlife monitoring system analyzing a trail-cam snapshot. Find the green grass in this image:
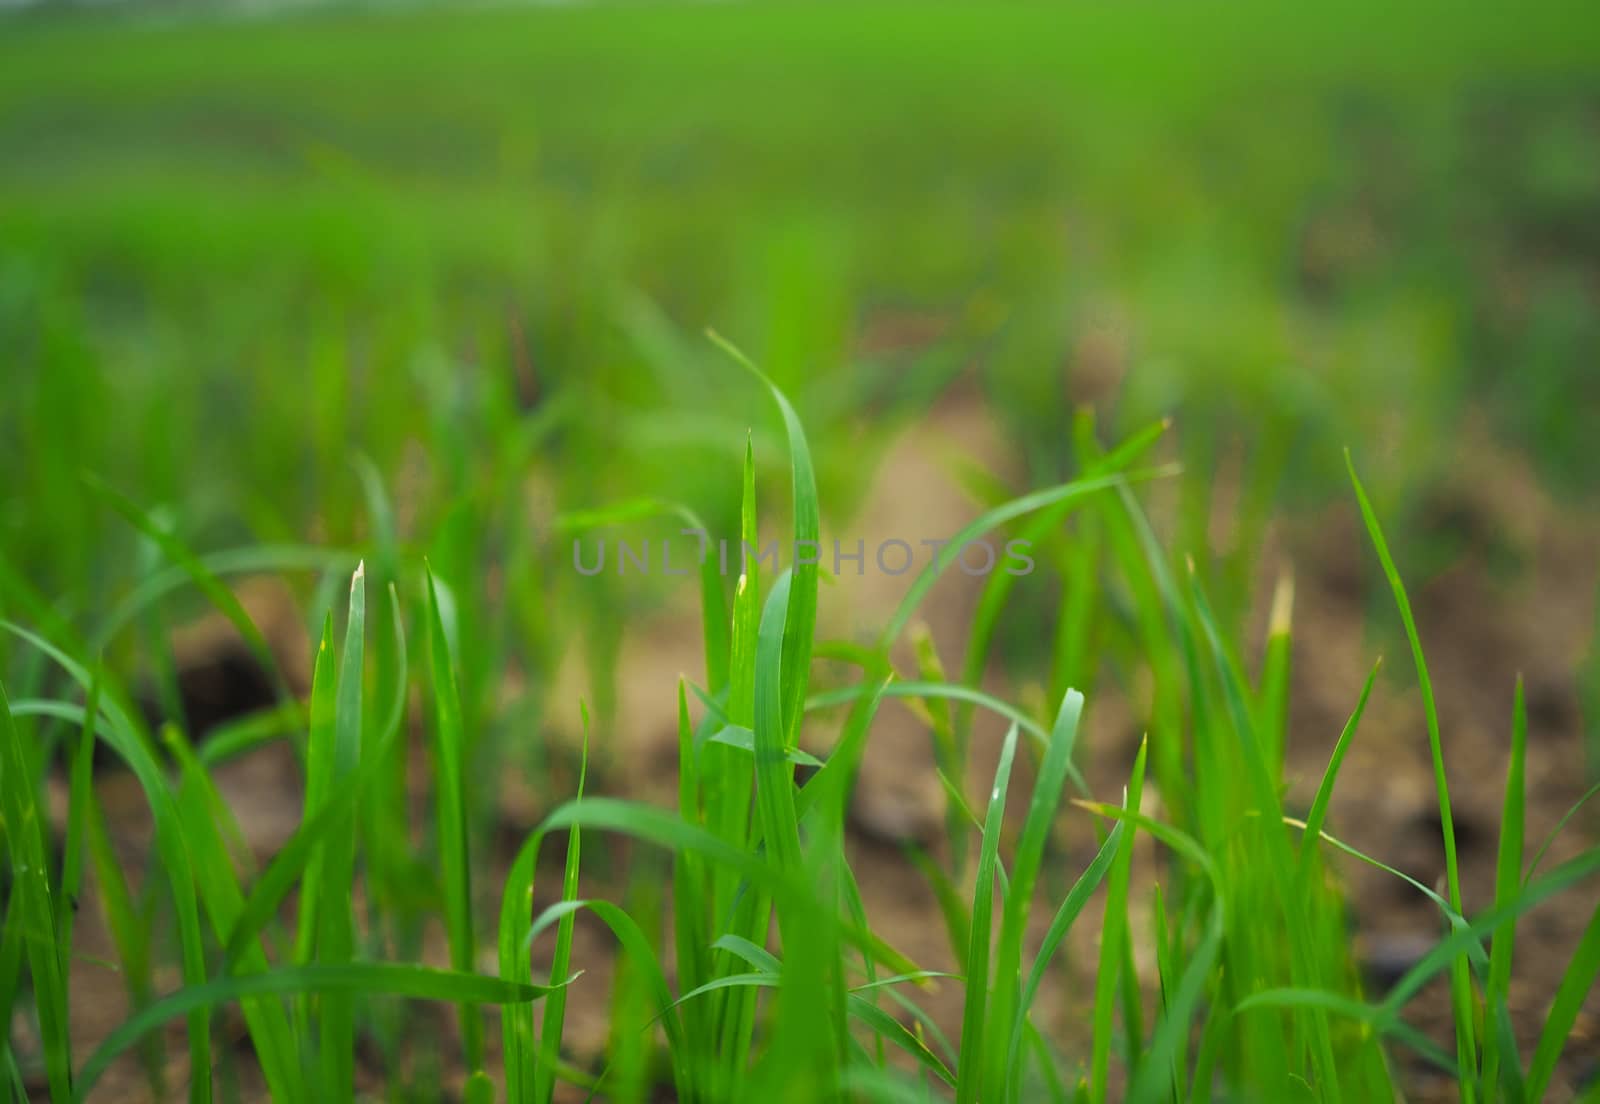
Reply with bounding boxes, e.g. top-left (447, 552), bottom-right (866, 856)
top-left (3, 2), bottom-right (1599, 1099)
top-left (4, 365), bottom-right (1599, 1101)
